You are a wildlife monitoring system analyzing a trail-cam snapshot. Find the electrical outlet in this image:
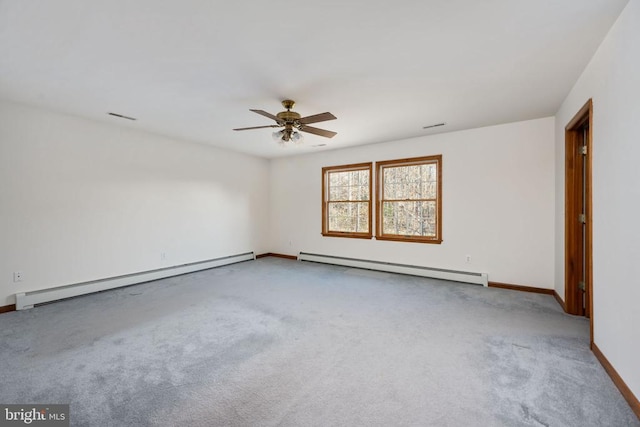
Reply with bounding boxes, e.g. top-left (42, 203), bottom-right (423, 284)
top-left (13, 271), bottom-right (23, 282)
top-left (160, 252), bottom-right (167, 261)
top-left (465, 255), bottom-right (471, 263)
